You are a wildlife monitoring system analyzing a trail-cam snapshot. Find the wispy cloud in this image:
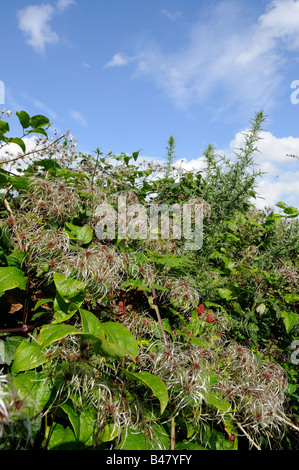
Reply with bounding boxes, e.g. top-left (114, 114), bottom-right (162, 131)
top-left (160, 9), bottom-right (182, 21)
top-left (107, 0), bottom-right (299, 115)
top-left (69, 109), bottom-right (88, 127)
top-left (56, 0), bottom-right (76, 12)
top-left (17, 1), bottom-right (76, 55)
